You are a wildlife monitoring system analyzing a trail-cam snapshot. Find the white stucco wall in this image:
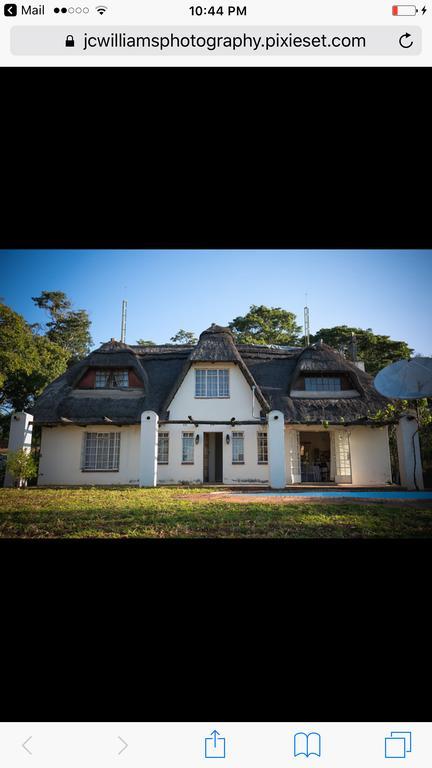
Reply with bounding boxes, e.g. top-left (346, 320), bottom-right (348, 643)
top-left (155, 362), bottom-right (267, 484)
top-left (167, 362), bottom-right (260, 421)
top-left (349, 425), bottom-right (392, 485)
top-left (157, 423), bottom-right (269, 484)
top-left (37, 422), bottom-right (392, 487)
top-left (38, 425), bottom-right (140, 486)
